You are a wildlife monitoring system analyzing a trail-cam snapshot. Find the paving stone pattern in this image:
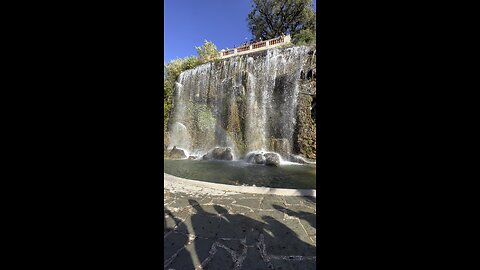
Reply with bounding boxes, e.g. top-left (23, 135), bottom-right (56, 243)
top-left (164, 189), bottom-right (316, 270)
